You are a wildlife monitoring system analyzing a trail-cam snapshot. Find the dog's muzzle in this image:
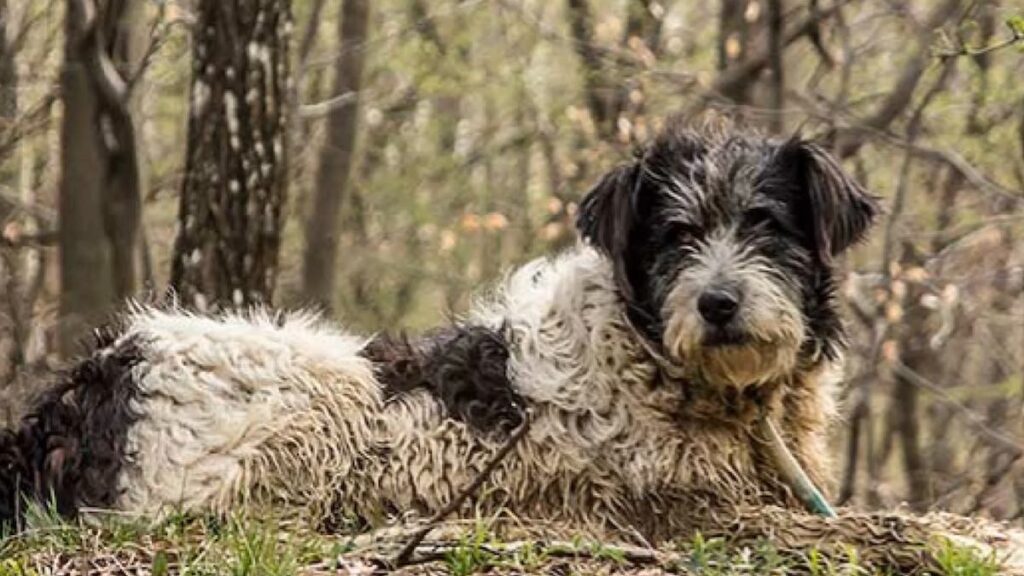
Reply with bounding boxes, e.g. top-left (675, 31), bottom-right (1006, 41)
top-left (697, 286), bottom-right (751, 347)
